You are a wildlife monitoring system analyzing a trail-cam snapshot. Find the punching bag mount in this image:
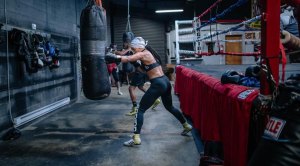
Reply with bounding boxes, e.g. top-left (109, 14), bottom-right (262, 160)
top-left (122, 0), bottom-right (135, 43)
